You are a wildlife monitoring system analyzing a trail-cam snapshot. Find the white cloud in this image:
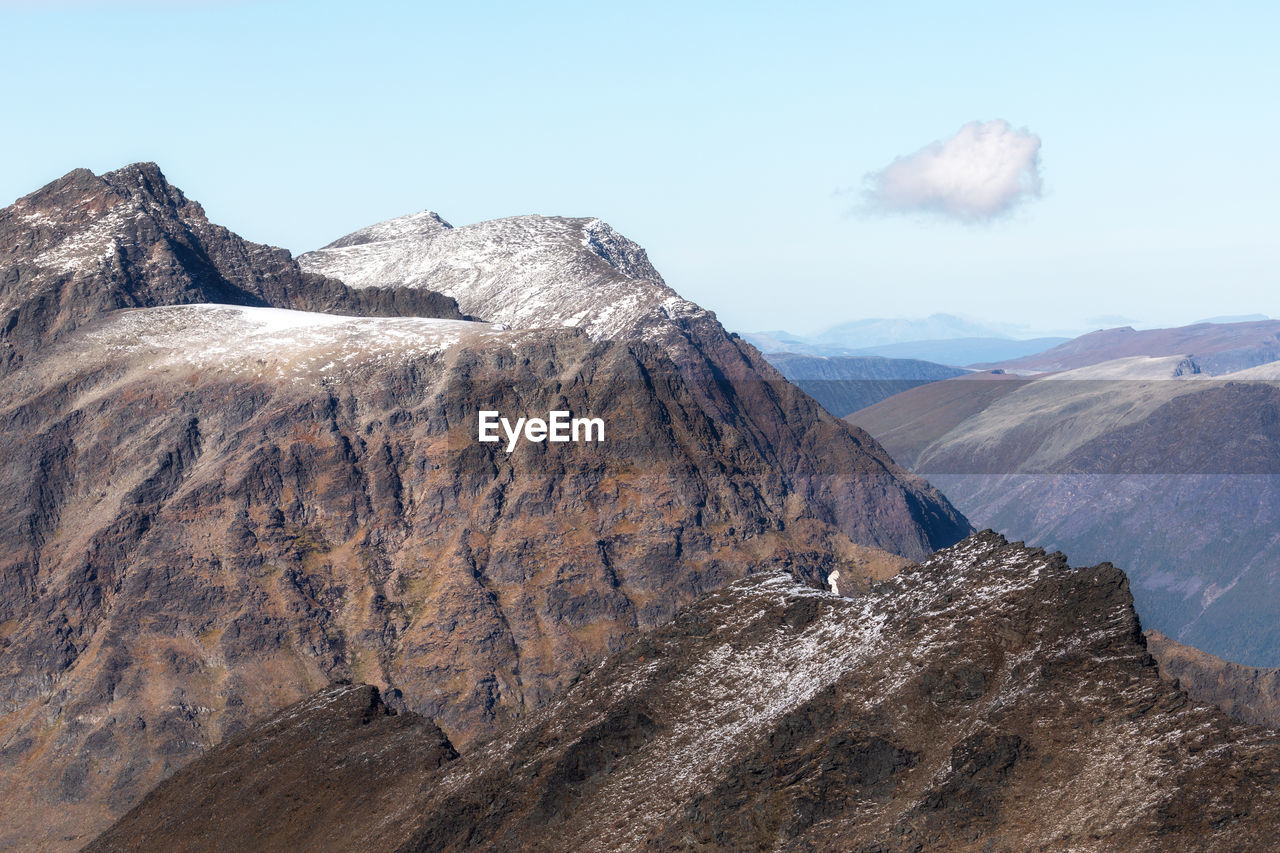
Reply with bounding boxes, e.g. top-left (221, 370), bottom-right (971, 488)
top-left (861, 119), bottom-right (1043, 222)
